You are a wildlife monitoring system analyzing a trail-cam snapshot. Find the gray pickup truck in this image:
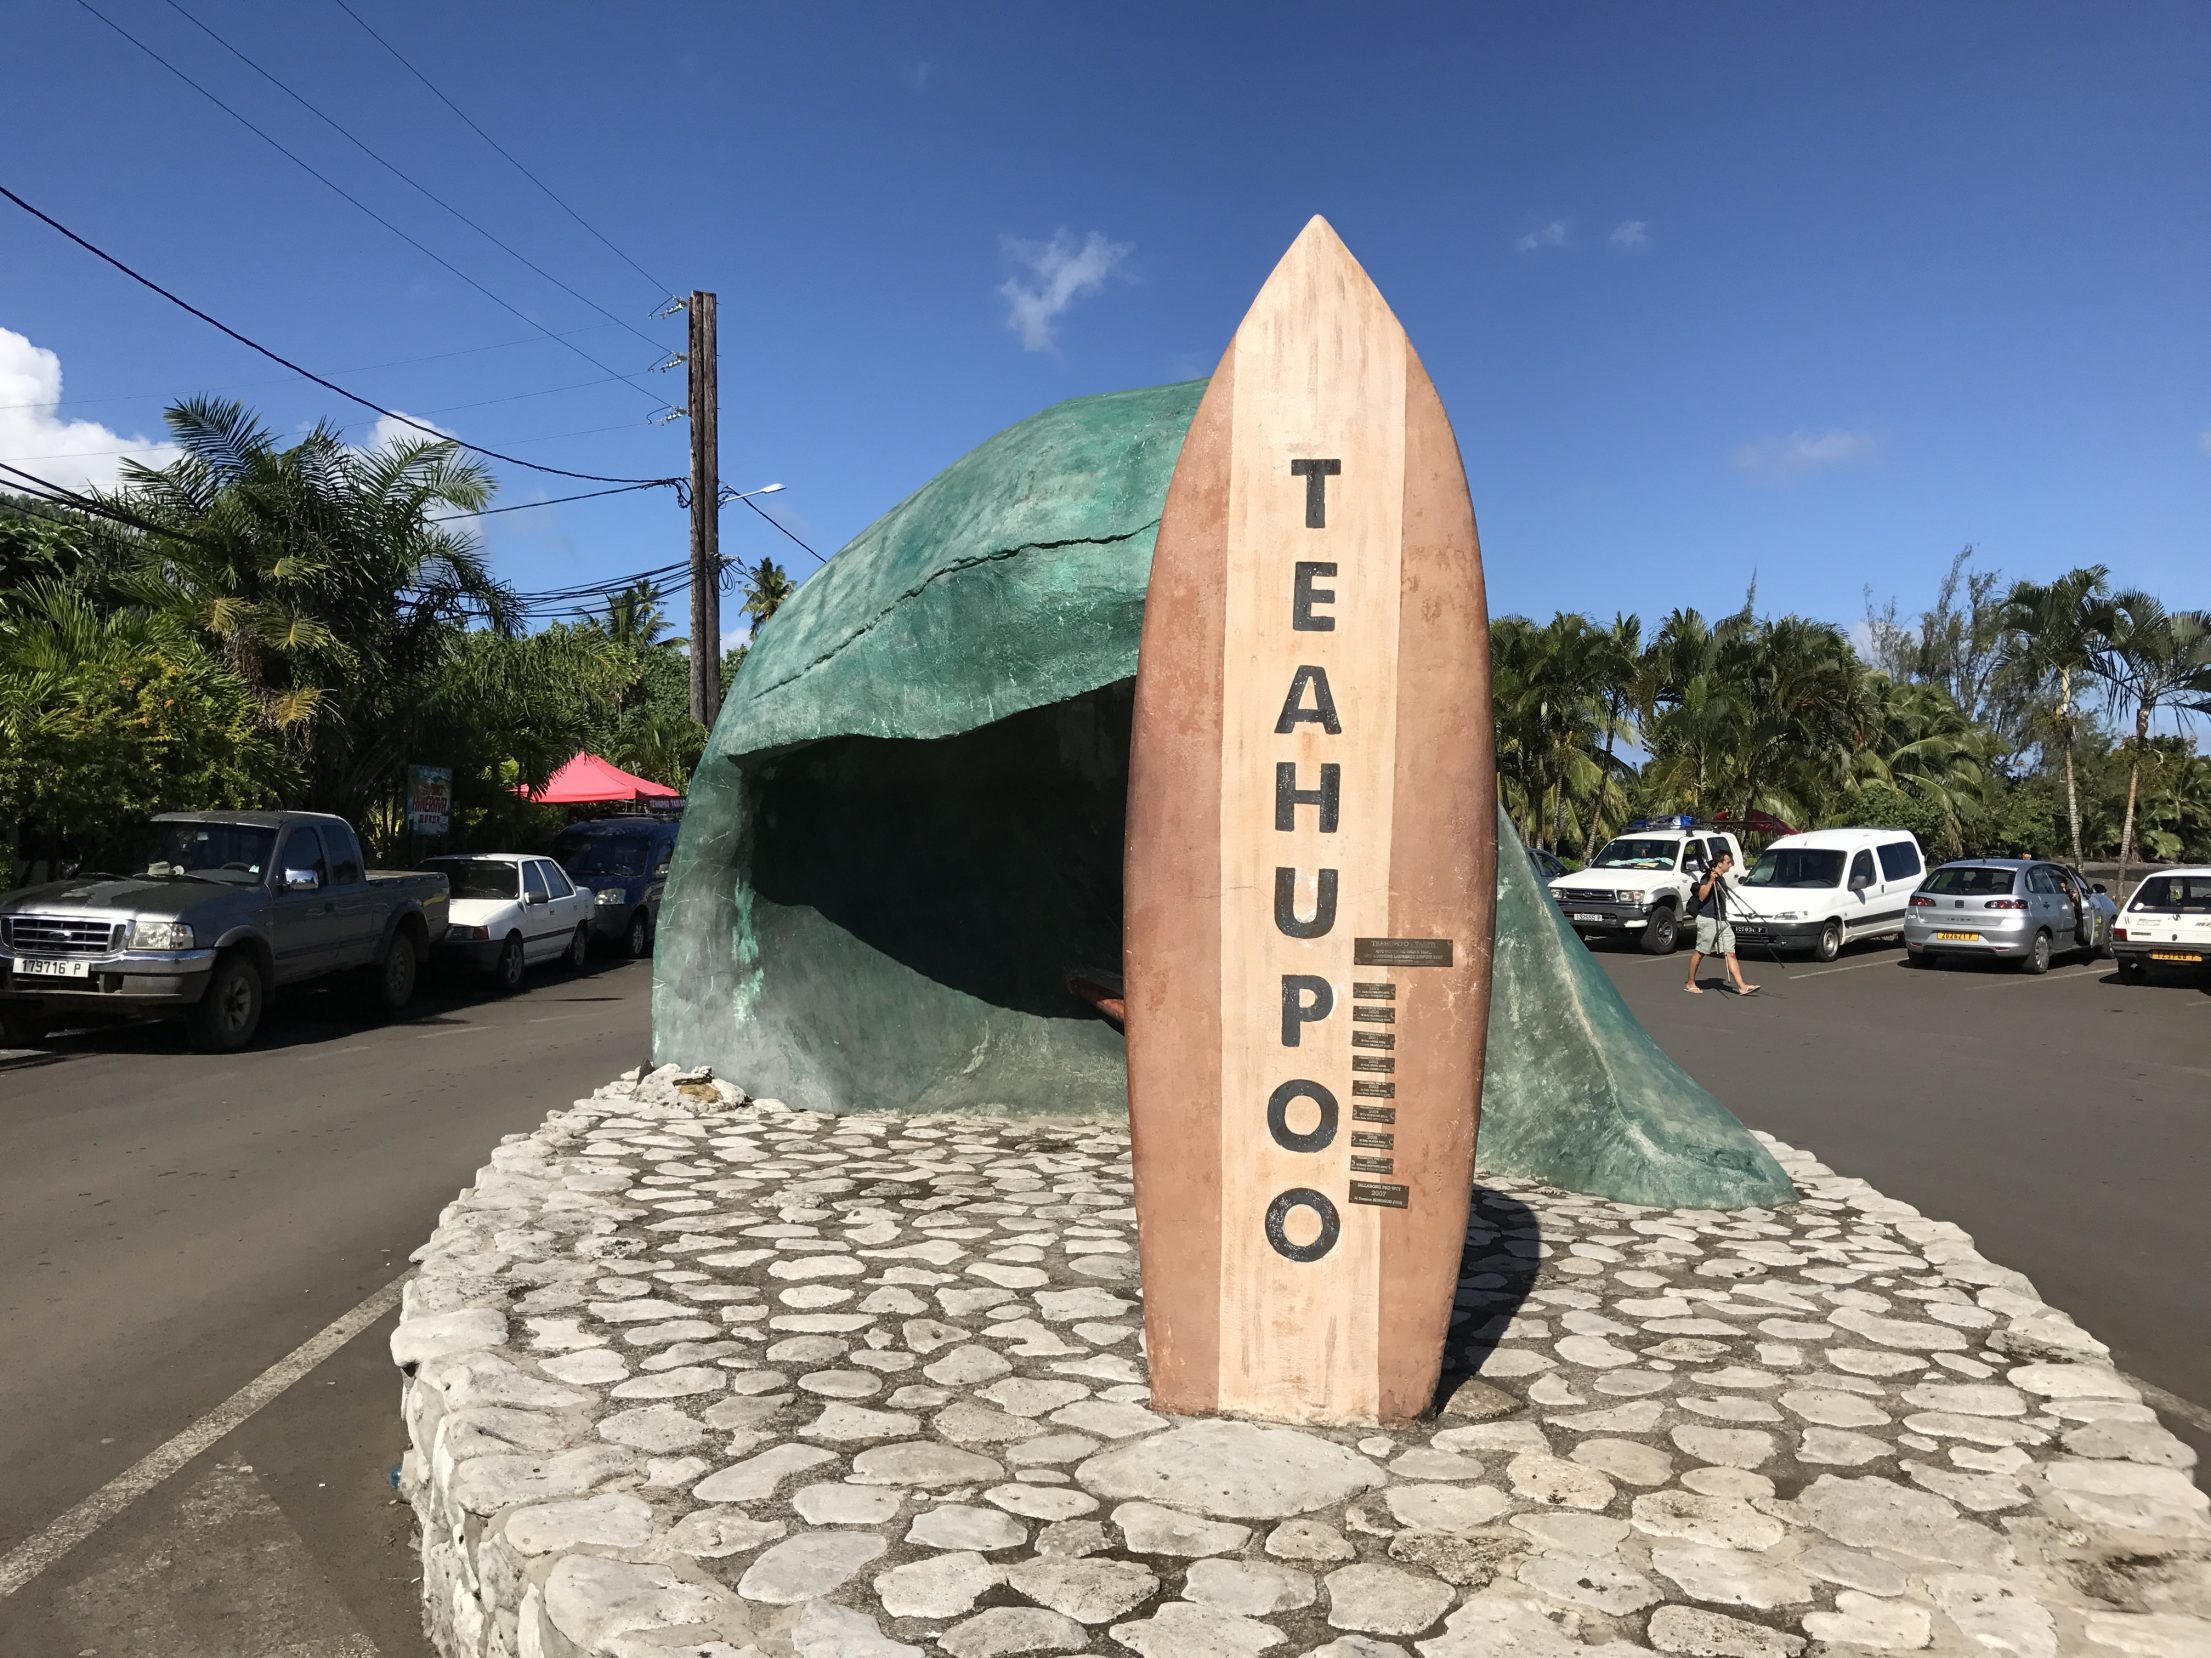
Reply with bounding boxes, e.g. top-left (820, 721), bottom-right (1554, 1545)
top-left (0, 810), bottom-right (447, 1052)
